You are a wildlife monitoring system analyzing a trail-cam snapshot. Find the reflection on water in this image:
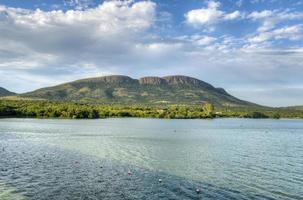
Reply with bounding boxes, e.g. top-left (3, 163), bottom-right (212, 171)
top-left (0, 118), bottom-right (303, 199)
